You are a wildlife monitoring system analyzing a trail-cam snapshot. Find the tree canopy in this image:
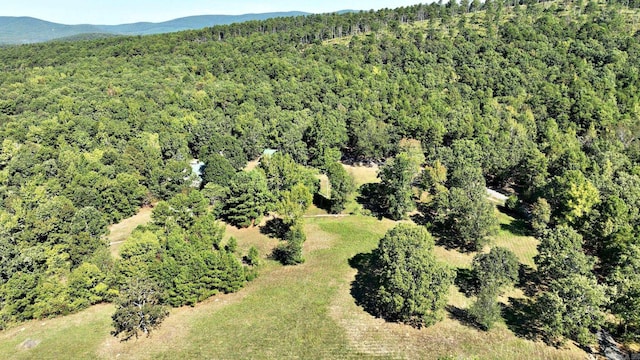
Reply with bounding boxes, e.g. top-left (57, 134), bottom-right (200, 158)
top-left (0, 0), bottom-right (640, 346)
top-left (363, 224), bottom-right (453, 328)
